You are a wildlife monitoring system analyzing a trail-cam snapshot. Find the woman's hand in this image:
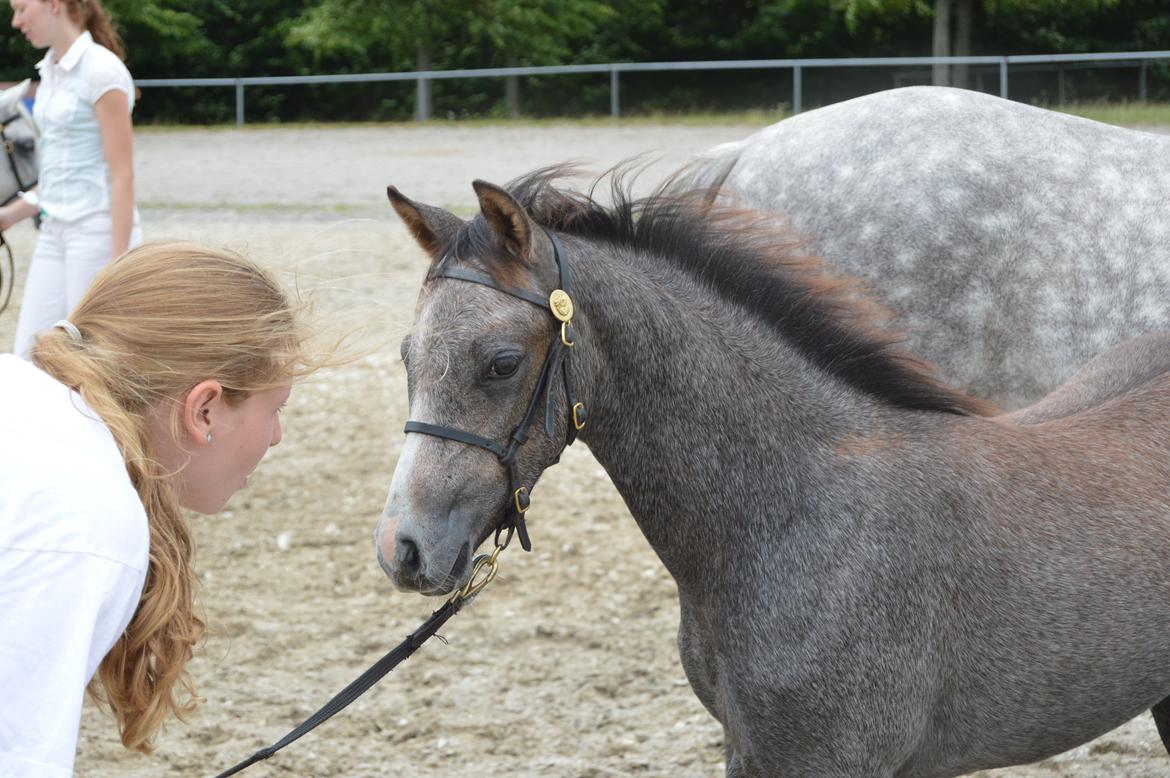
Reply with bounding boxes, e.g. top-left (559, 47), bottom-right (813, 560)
top-left (0, 197), bottom-right (38, 231)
